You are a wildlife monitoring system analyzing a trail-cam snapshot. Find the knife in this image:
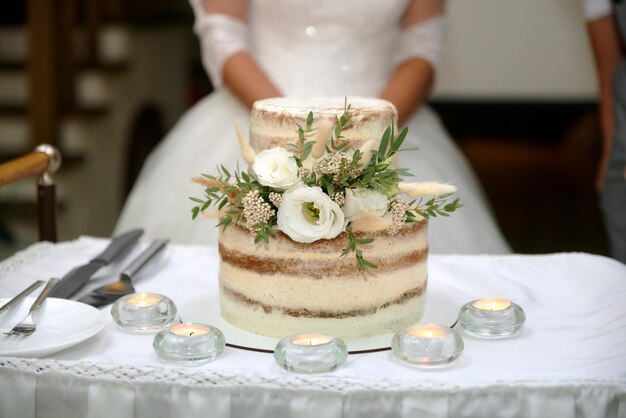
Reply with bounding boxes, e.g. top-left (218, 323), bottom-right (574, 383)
top-left (77, 239), bottom-right (168, 307)
top-left (49, 228), bottom-right (144, 299)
